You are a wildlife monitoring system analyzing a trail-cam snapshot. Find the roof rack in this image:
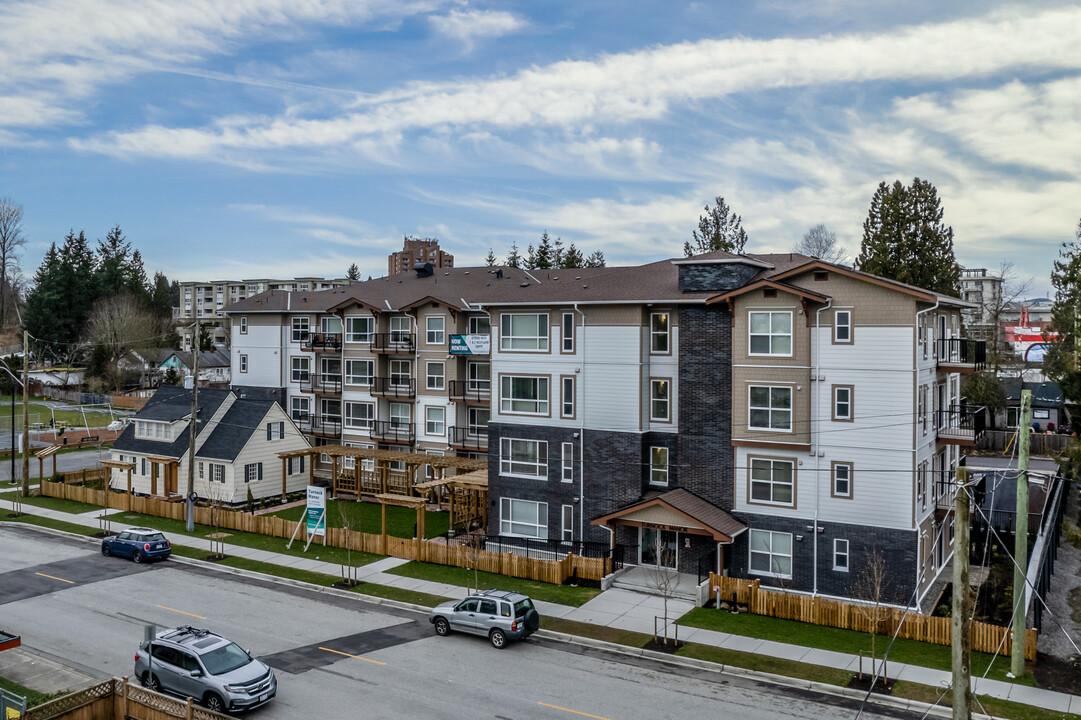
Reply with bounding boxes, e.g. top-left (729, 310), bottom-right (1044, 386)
top-left (160, 626), bottom-right (212, 640)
